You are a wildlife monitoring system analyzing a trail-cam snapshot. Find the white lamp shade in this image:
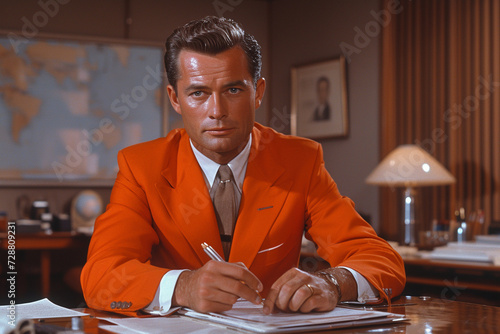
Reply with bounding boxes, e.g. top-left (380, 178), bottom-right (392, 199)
top-left (366, 144), bottom-right (456, 187)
